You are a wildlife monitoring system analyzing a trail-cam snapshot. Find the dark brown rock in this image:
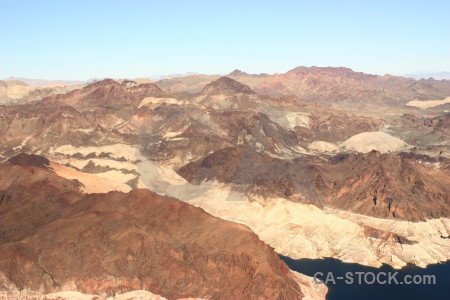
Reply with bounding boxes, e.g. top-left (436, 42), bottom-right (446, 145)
top-left (178, 147), bottom-right (450, 221)
top-left (7, 153), bottom-right (50, 168)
